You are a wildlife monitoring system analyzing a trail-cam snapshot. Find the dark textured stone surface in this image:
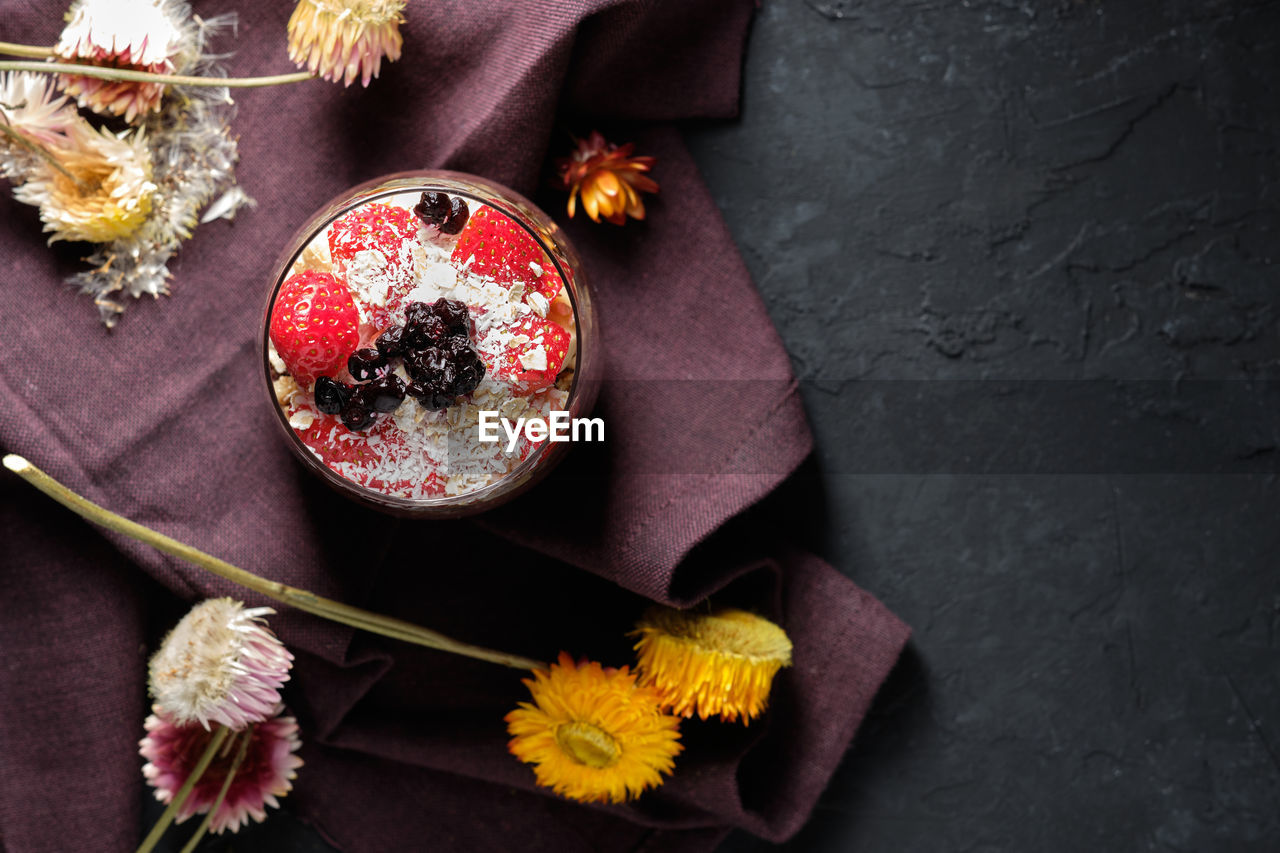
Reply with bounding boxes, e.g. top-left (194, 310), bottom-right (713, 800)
top-left (701, 1), bottom-right (1280, 850)
top-left (142, 0), bottom-right (1280, 849)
